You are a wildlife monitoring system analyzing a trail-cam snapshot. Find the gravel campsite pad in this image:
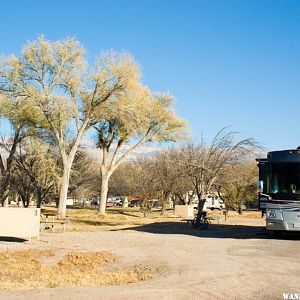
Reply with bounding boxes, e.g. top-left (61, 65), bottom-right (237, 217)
top-left (0, 216), bottom-right (300, 300)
